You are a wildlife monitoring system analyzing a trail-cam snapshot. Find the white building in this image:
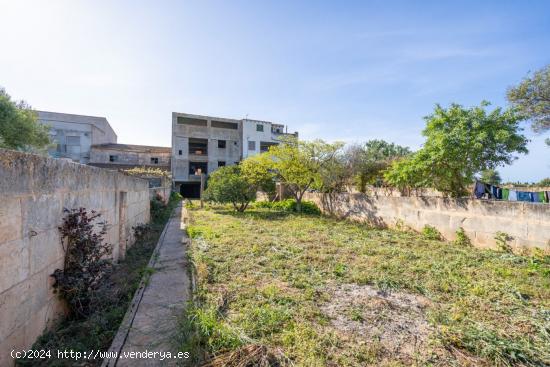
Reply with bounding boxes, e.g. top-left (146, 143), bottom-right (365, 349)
top-left (37, 111), bottom-right (117, 164)
top-left (241, 119), bottom-right (298, 159)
